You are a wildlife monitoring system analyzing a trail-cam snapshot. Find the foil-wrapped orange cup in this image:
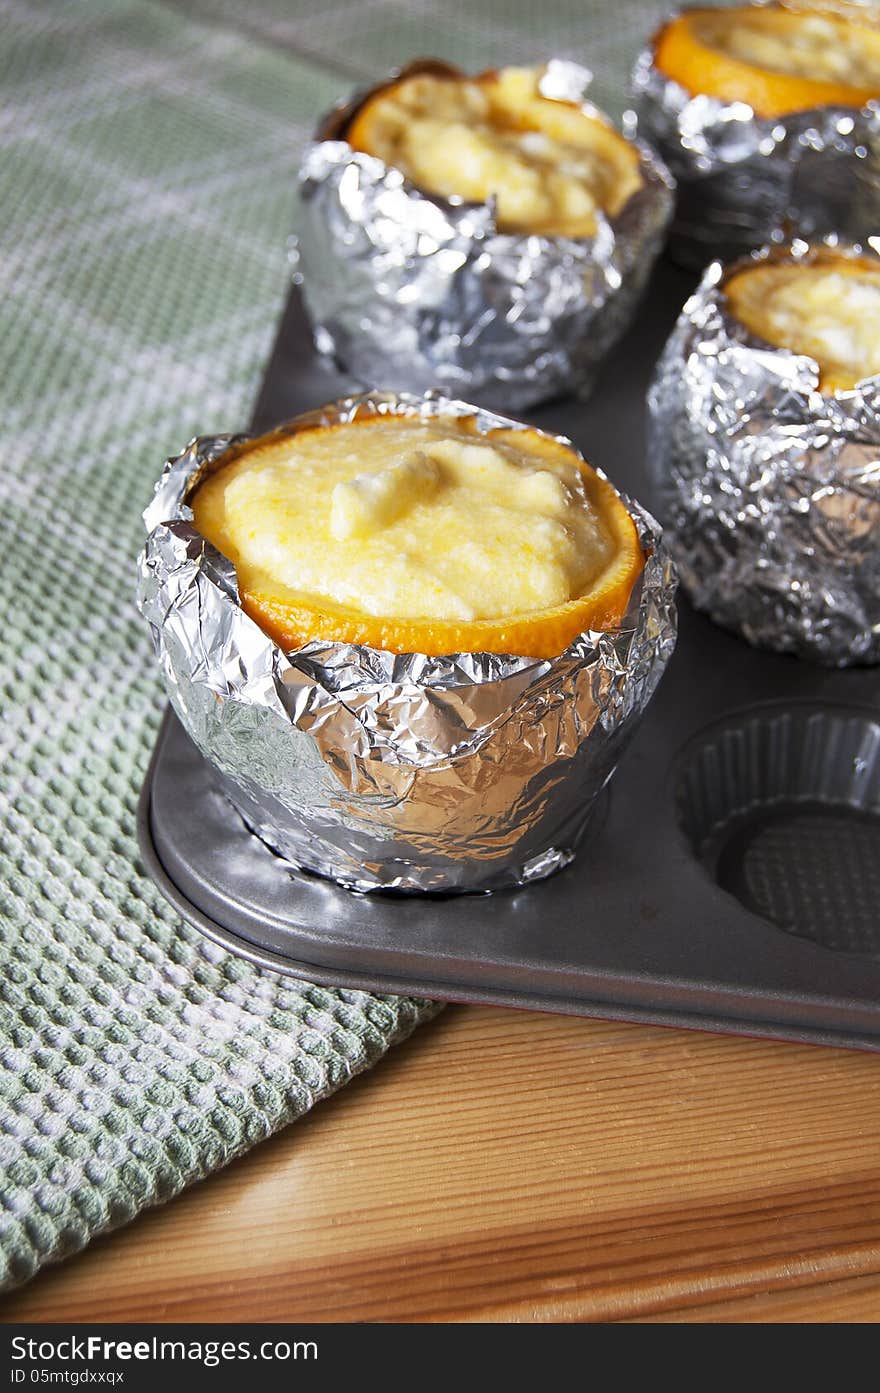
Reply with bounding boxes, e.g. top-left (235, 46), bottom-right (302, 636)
top-left (137, 392), bottom-right (677, 893)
